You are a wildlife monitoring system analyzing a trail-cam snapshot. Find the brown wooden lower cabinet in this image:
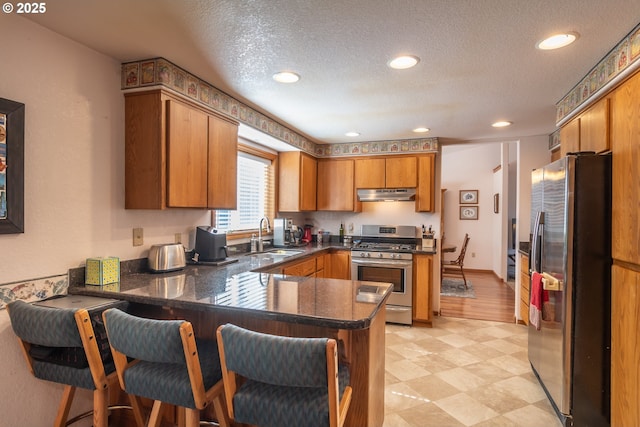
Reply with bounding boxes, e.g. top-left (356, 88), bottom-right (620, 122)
top-left (326, 250), bottom-right (351, 279)
top-left (282, 256), bottom-right (317, 276)
top-left (279, 250), bottom-right (351, 279)
top-left (412, 254), bottom-right (432, 326)
top-left (611, 264), bottom-right (640, 427)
